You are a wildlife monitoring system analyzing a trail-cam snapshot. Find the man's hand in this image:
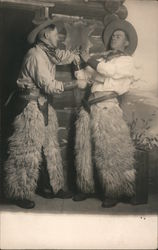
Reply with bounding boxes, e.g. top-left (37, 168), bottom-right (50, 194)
top-left (87, 79), bottom-right (94, 86)
top-left (63, 81), bottom-right (78, 91)
top-left (71, 47), bottom-right (81, 65)
top-left (73, 54), bottom-right (81, 65)
top-left (80, 50), bottom-right (90, 62)
top-left (54, 81), bottom-right (64, 94)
